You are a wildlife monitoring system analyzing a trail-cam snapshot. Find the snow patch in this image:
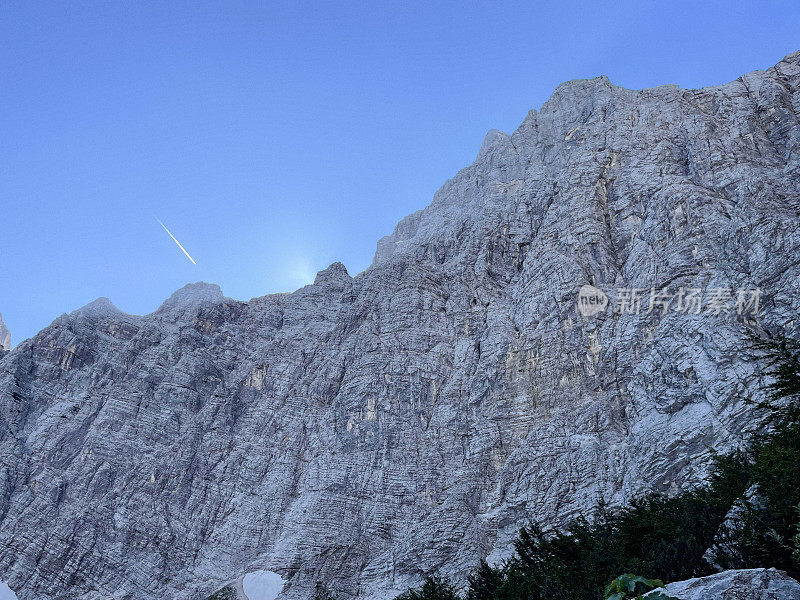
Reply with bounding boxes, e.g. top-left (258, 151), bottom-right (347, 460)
top-left (241, 571), bottom-right (284, 600)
